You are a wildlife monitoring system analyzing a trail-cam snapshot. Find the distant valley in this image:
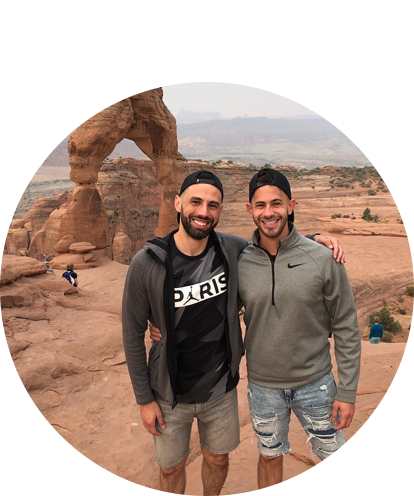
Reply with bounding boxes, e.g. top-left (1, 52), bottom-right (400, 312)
top-left (40, 116), bottom-right (370, 174)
